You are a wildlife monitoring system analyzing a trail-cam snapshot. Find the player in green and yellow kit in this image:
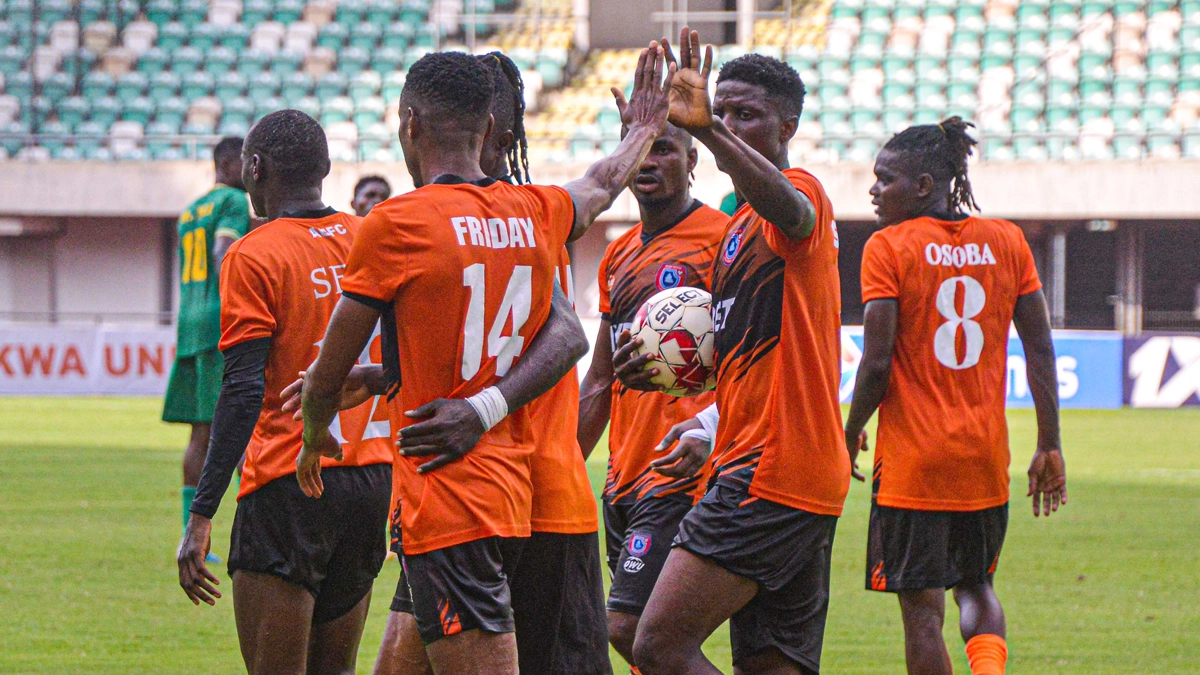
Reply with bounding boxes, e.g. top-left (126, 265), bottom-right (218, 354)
top-left (163, 137), bottom-right (251, 554)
